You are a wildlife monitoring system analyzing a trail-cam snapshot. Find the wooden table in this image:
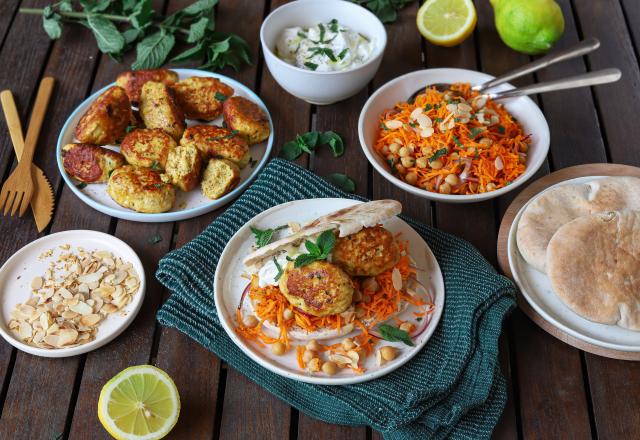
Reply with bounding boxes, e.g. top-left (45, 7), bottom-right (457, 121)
top-left (0, 1), bottom-right (638, 438)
